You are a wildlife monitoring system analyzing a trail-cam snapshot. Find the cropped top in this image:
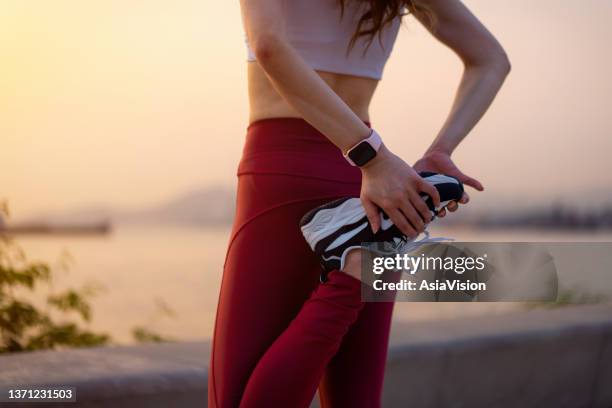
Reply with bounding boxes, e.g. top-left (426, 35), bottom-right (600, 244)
top-left (245, 0), bottom-right (402, 80)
